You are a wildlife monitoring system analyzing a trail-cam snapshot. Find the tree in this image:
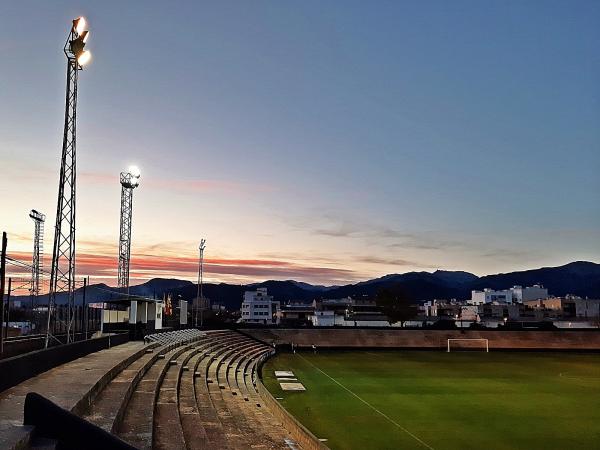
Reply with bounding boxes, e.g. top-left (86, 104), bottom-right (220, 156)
top-left (375, 286), bottom-right (417, 327)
